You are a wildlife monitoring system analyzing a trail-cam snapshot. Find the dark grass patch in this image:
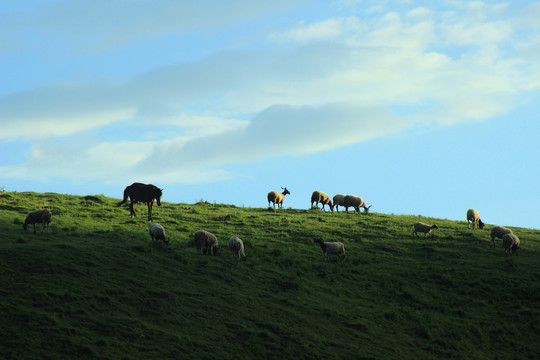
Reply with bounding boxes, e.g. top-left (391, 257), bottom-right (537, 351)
top-left (0, 191), bottom-right (539, 359)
